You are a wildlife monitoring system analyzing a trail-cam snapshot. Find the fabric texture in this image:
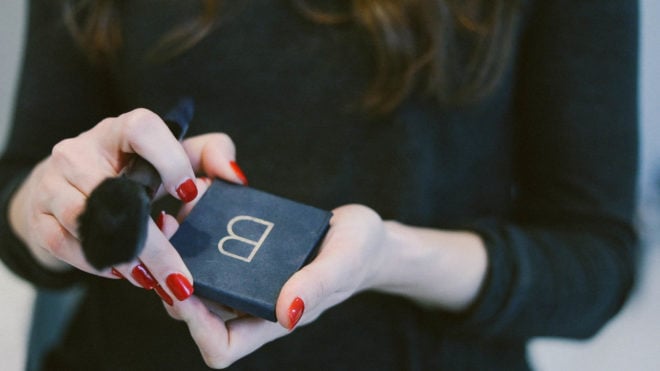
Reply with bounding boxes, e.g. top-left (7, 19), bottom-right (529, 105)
top-left (0, 0), bottom-right (639, 369)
